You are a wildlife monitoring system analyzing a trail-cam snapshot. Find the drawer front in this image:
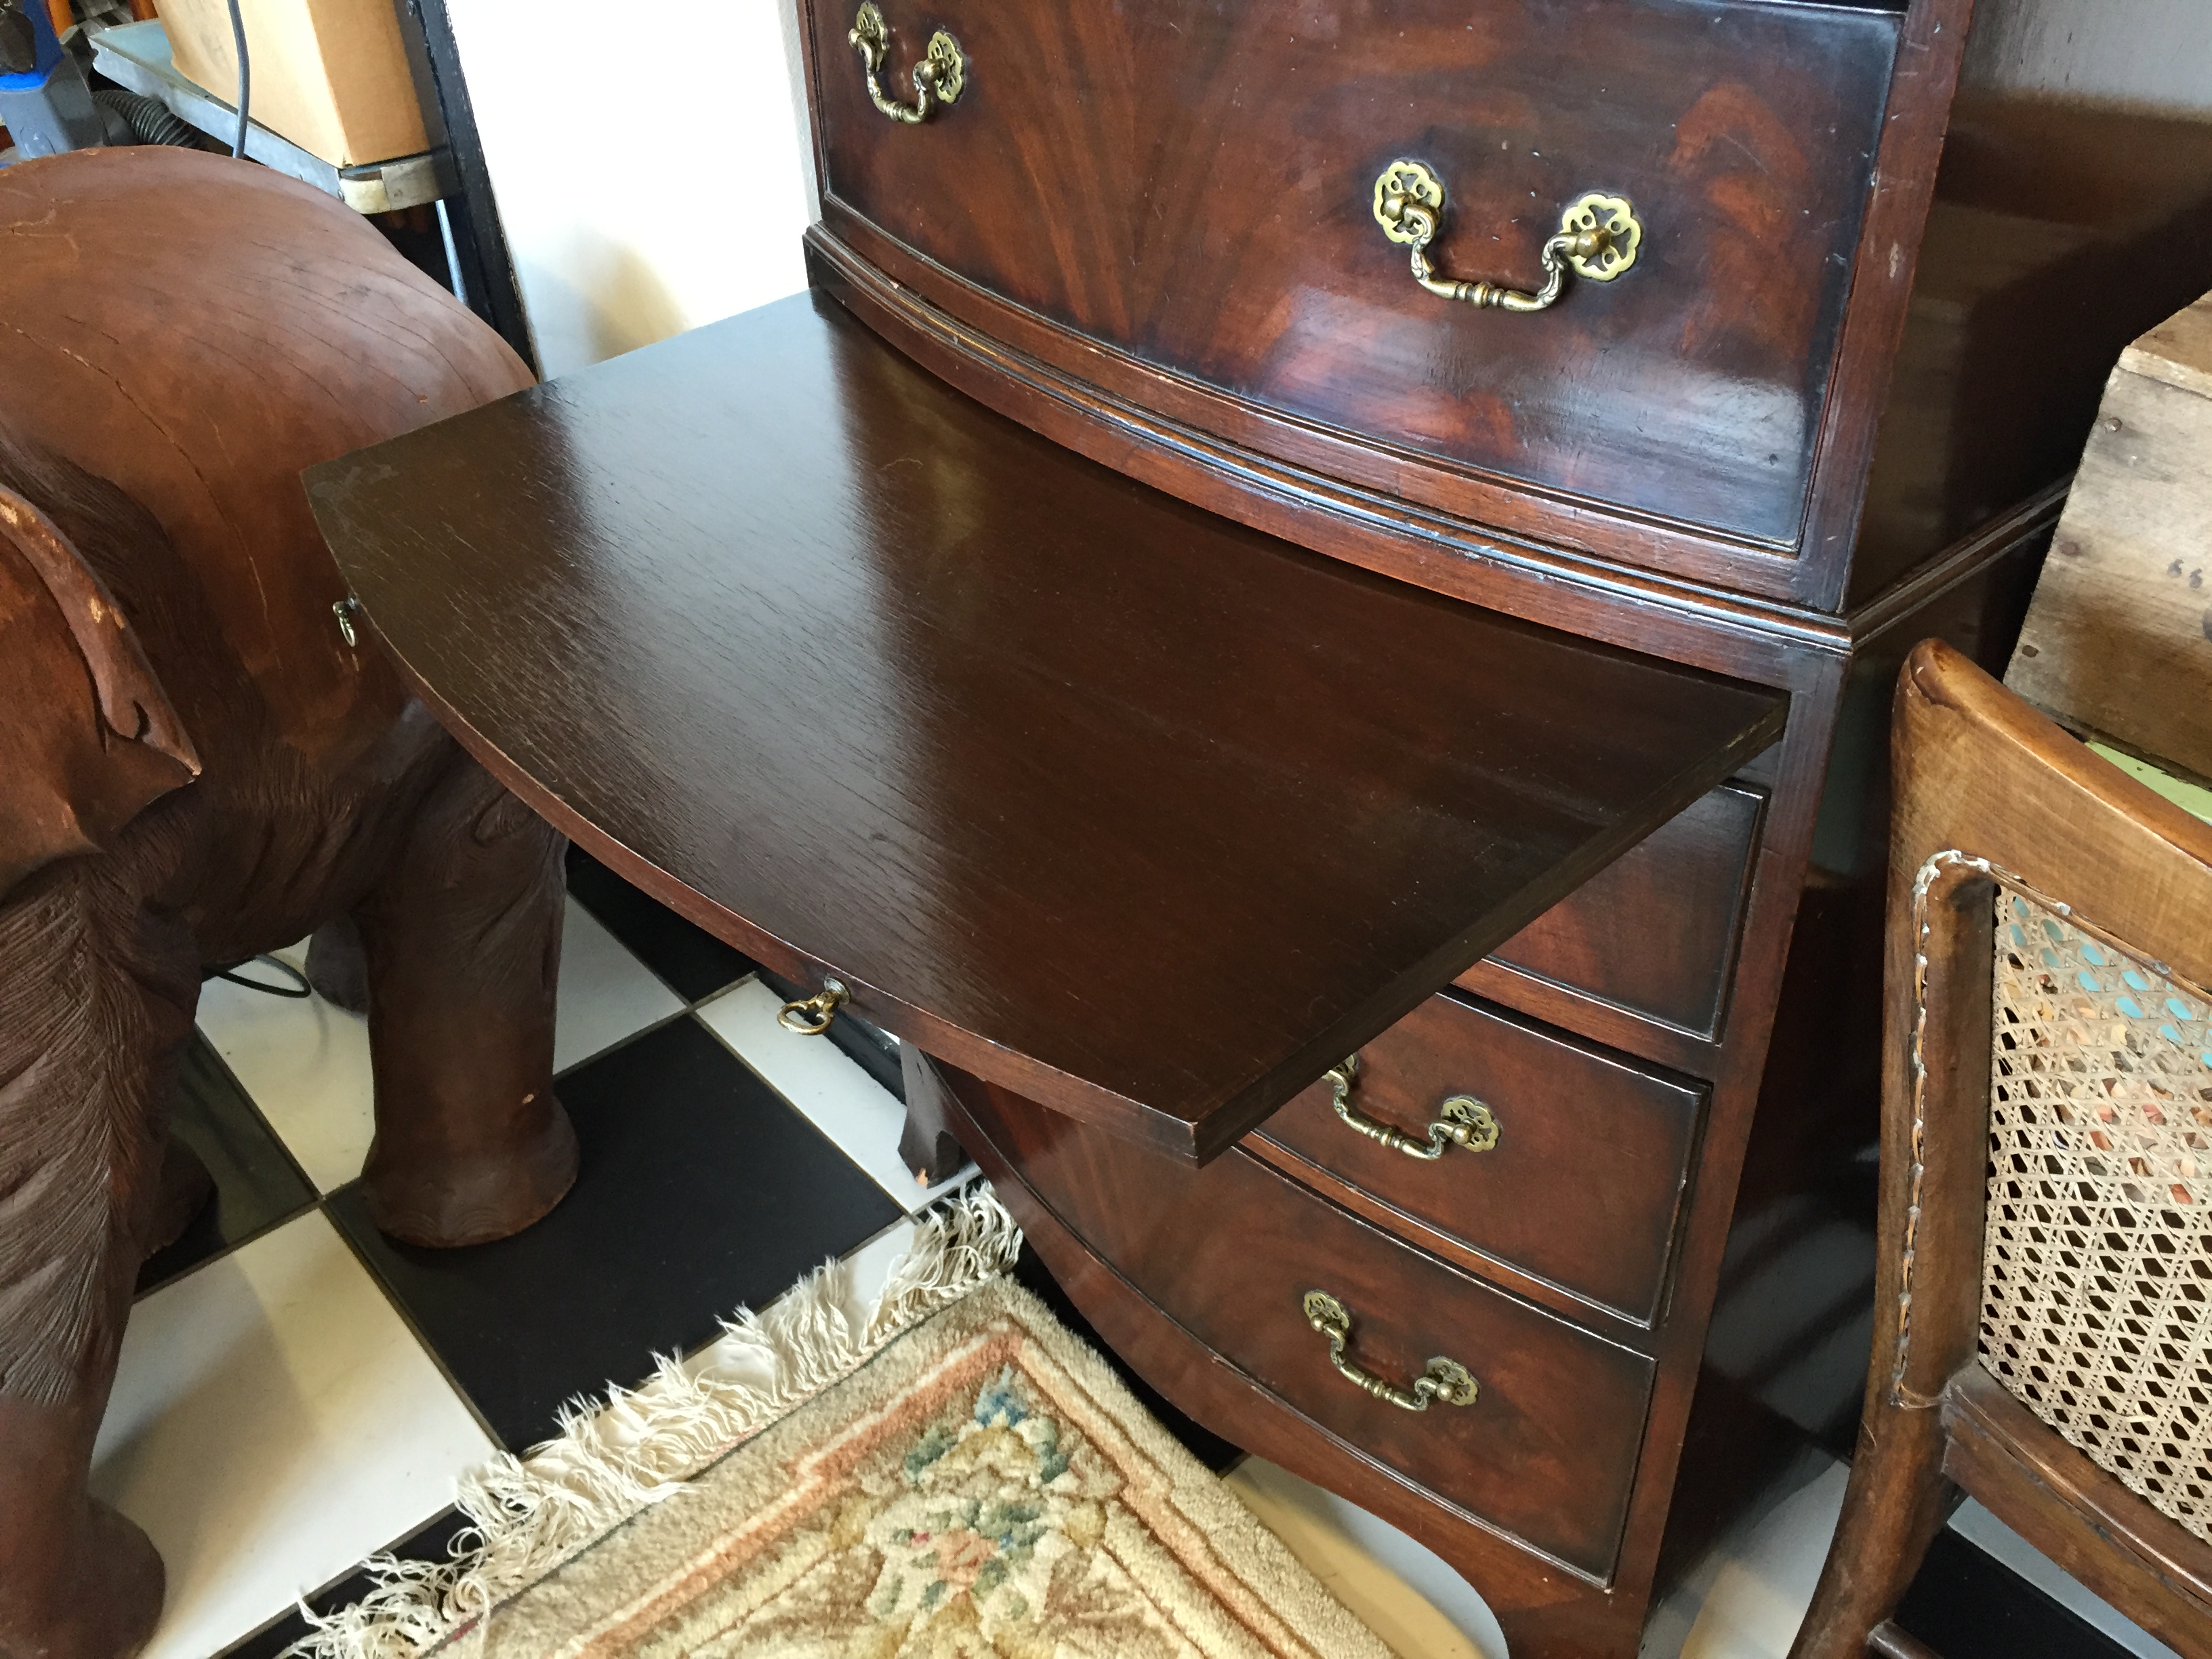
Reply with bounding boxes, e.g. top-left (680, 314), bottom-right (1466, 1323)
top-left (1466, 780), bottom-right (1765, 1040)
top-left (1257, 992), bottom-right (1705, 1326)
top-left (808, 0), bottom-right (1896, 546)
top-left (974, 1092), bottom-right (1654, 1579)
